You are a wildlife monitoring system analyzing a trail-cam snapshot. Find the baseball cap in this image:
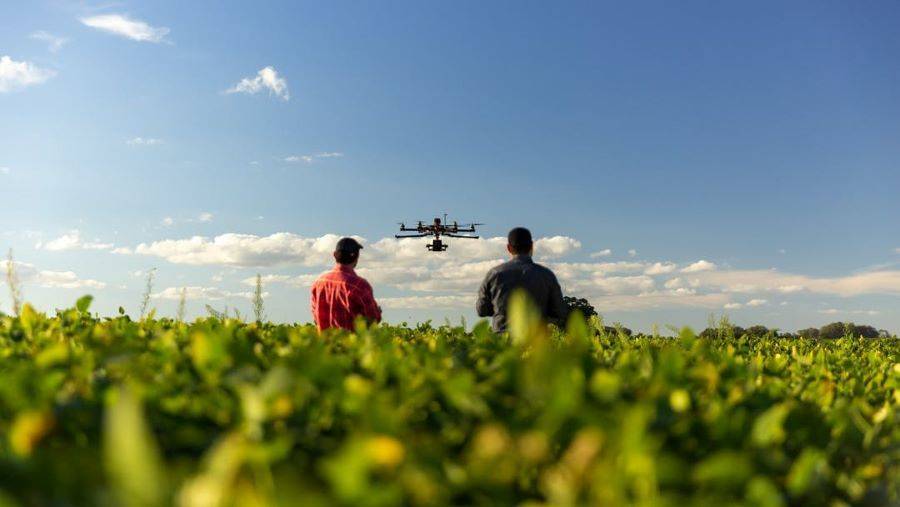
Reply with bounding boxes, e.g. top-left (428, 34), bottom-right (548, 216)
top-left (335, 237), bottom-right (364, 253)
